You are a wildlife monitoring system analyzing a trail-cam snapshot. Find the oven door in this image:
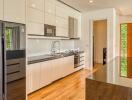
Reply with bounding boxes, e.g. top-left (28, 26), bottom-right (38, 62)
top-left (74, 55), bottom-right (80, 68)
